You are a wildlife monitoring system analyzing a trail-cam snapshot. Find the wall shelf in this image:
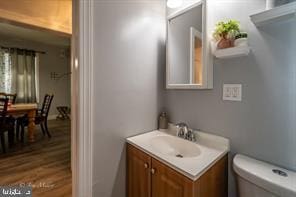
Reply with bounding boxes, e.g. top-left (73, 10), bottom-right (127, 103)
top-left (250, 2), bottom-right (296, 27)
top-left (213, 45), bottom-right (250, 59)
